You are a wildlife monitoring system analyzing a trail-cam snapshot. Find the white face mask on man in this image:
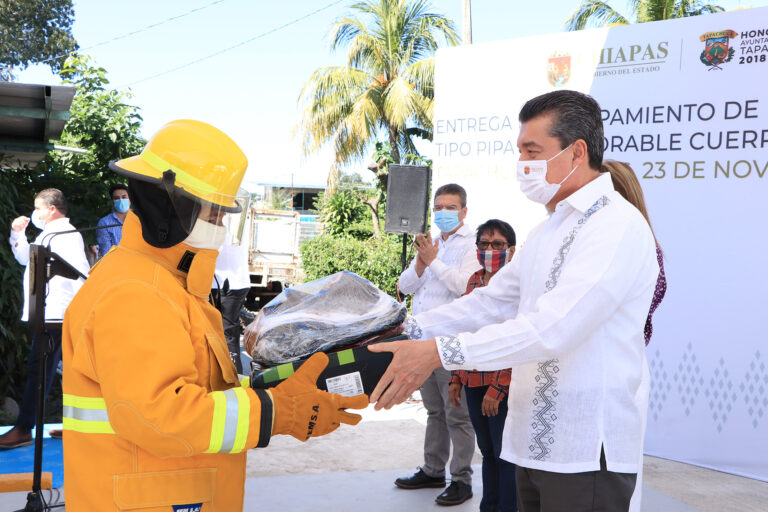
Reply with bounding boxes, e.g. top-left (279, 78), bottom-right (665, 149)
top-left (516, 144), bottom-right (577, 205)
top-left (30, 209), bottom-right (47, 230)
top-left (184, 218), bottom-right (227, 250)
